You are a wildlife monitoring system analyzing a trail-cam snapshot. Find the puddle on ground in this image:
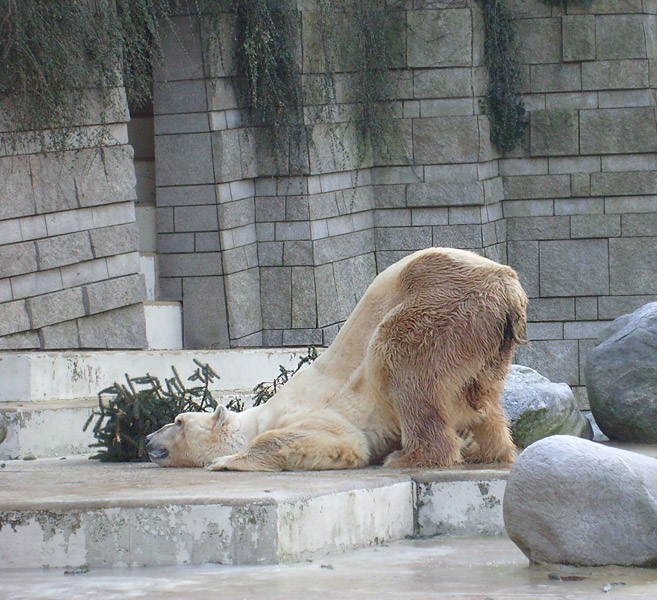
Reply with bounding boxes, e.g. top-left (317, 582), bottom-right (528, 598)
top-left (2, 536), bottom-right (656, 600)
